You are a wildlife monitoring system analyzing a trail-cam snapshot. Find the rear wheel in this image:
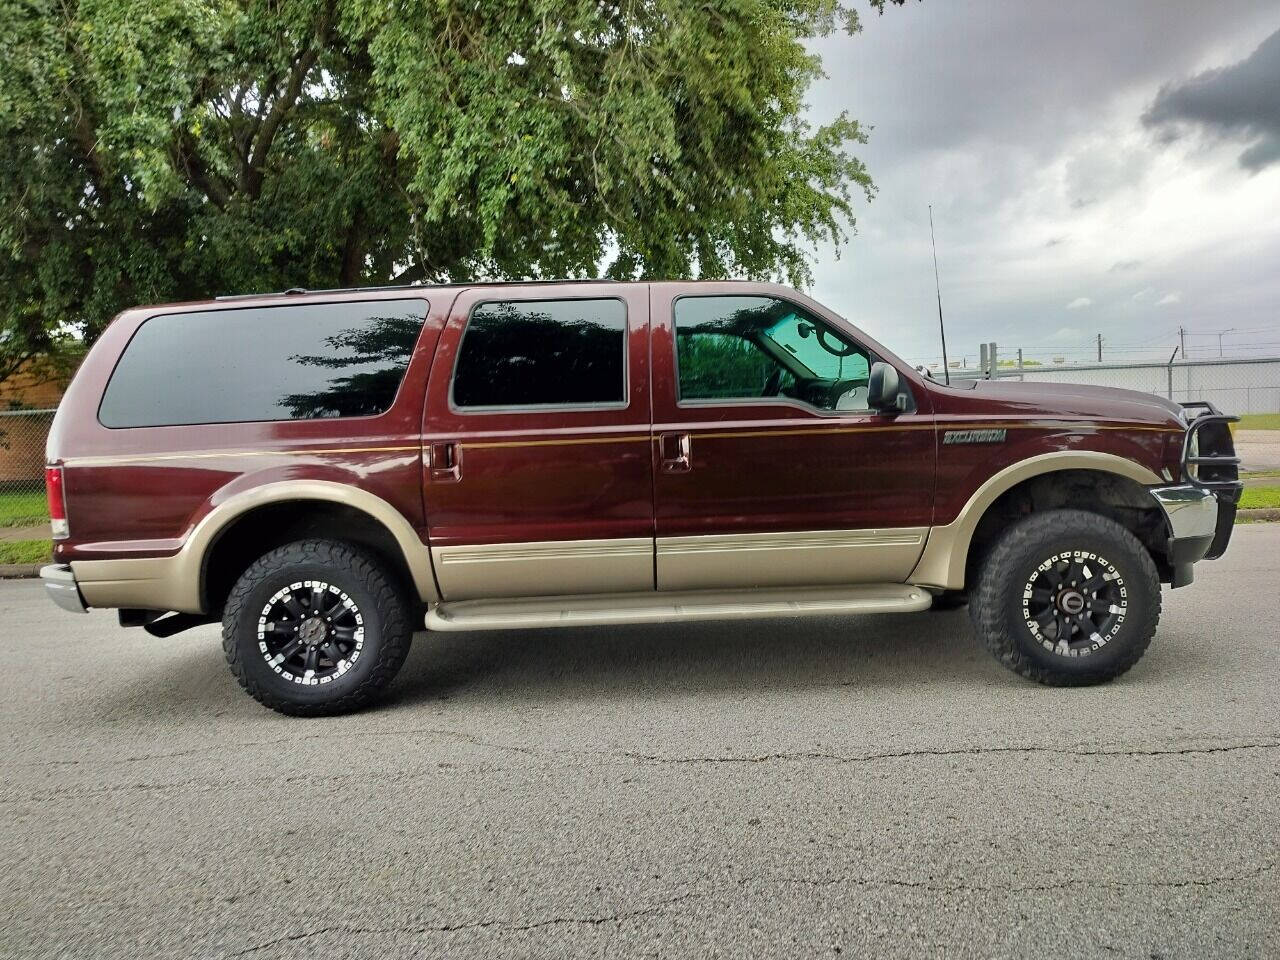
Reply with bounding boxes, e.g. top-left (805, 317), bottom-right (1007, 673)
top-left (969, 509), bottom-right (1161, 685)
top-left (222, 539), bottom-right (413, 715)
